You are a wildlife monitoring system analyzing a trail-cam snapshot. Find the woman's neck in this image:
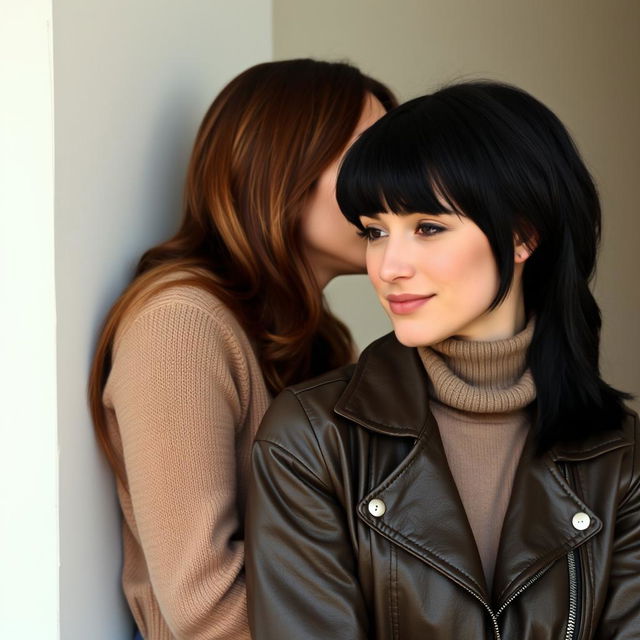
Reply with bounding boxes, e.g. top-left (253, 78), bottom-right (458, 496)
top-left (419, 318), bottom-right (536, 413)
